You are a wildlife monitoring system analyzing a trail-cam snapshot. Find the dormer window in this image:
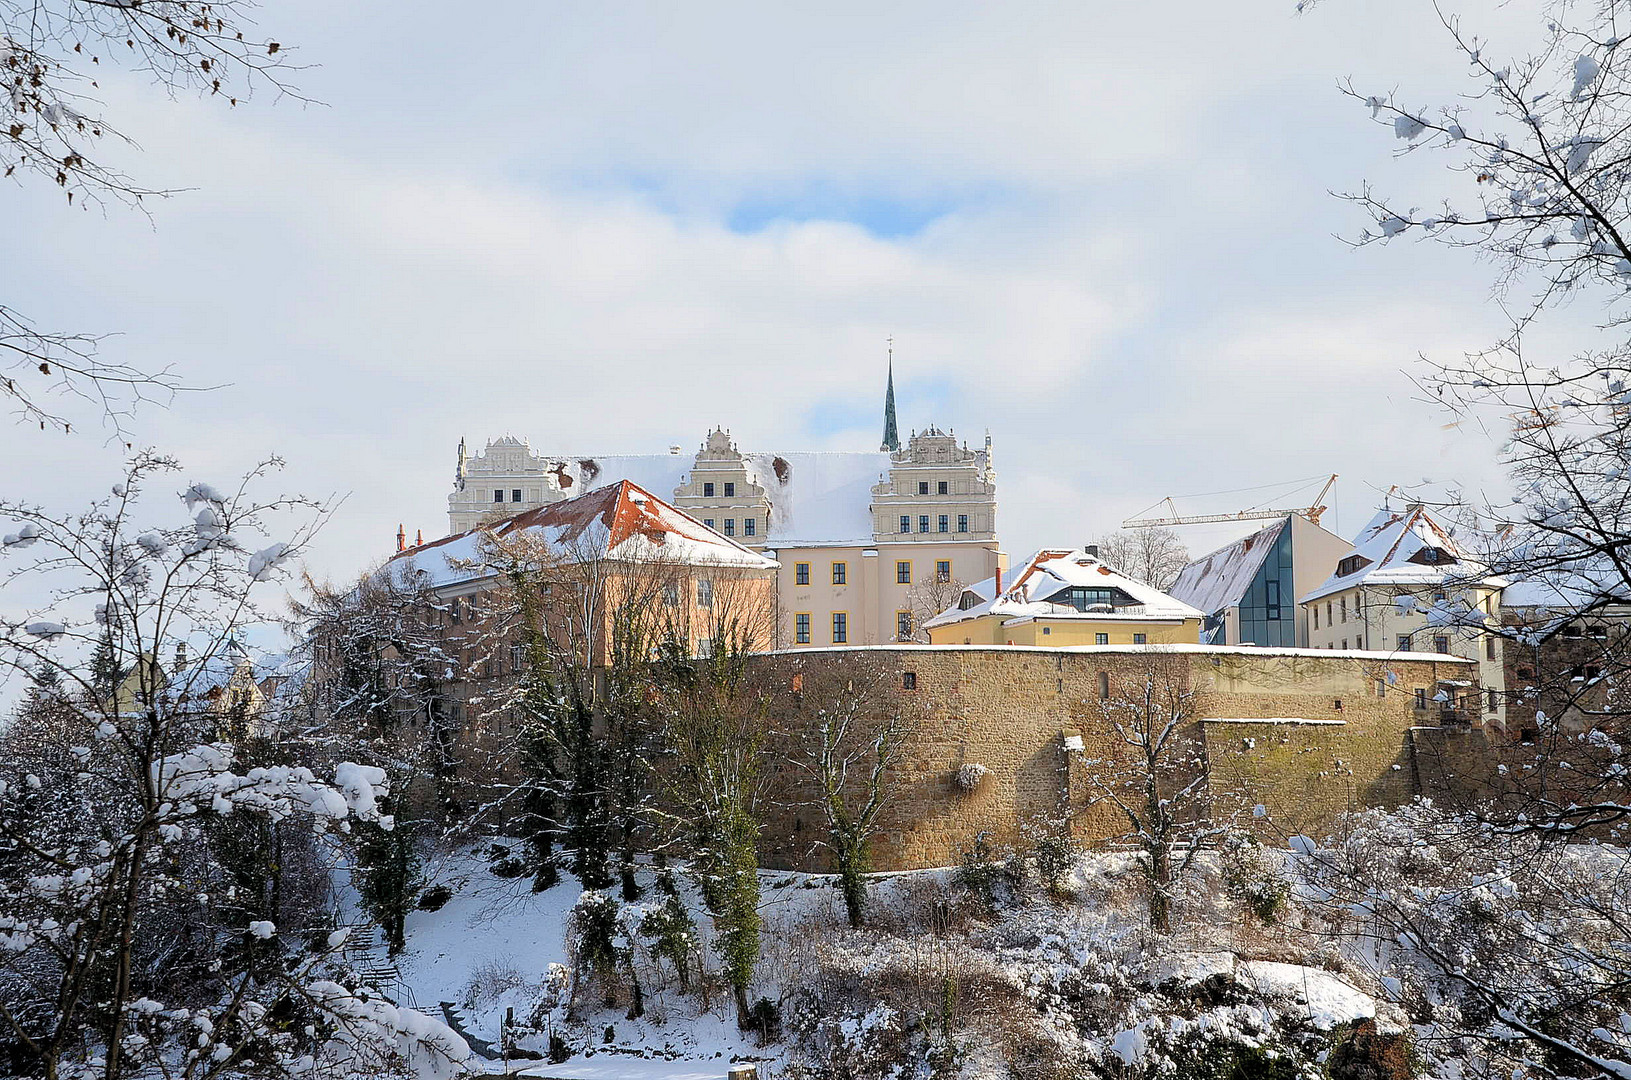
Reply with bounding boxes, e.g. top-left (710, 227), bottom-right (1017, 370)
top-left (958, 591), bottom-right (981, 610)
top-left (1409, 546), bottom-right (1457, 567)
top-left (1051, 586), bottom-right (1136, 612)
top-left (1337, 554), bottom-right (1372, 577)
